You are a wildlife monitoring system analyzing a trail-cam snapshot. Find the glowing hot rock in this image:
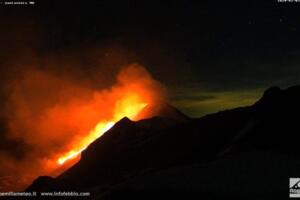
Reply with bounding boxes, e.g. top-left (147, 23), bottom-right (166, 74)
top-left (57, 94), bottom-right (147, 165)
